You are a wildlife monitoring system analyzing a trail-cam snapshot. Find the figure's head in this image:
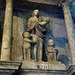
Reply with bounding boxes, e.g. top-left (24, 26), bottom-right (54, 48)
top-left (48, 39), bottom-right (54, 46)
top-left (24, 32), bottom-right (30, 38)
top-left (32, 9), bottom-right (39, 17)
top-left (43, 17), bottom-right (50, 21)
